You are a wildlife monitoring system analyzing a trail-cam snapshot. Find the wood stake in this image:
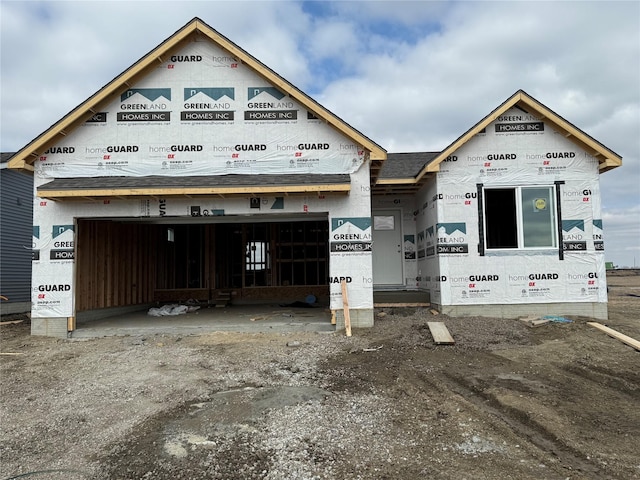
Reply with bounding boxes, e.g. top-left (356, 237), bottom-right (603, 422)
top-left (330, 309), bottom-right (336, 325)
top-left (587, 322), bottom-right (640, 351)
top-left (341, 280), bottom-right (352, 337)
